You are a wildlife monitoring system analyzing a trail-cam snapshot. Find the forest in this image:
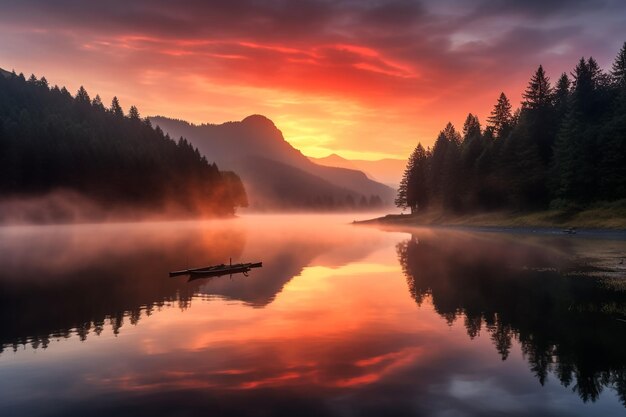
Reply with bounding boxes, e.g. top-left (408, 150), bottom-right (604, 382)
top-left (0, 70), bottom-right (248, 220)
top-left (396, 42), bottom-right (626, 214)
